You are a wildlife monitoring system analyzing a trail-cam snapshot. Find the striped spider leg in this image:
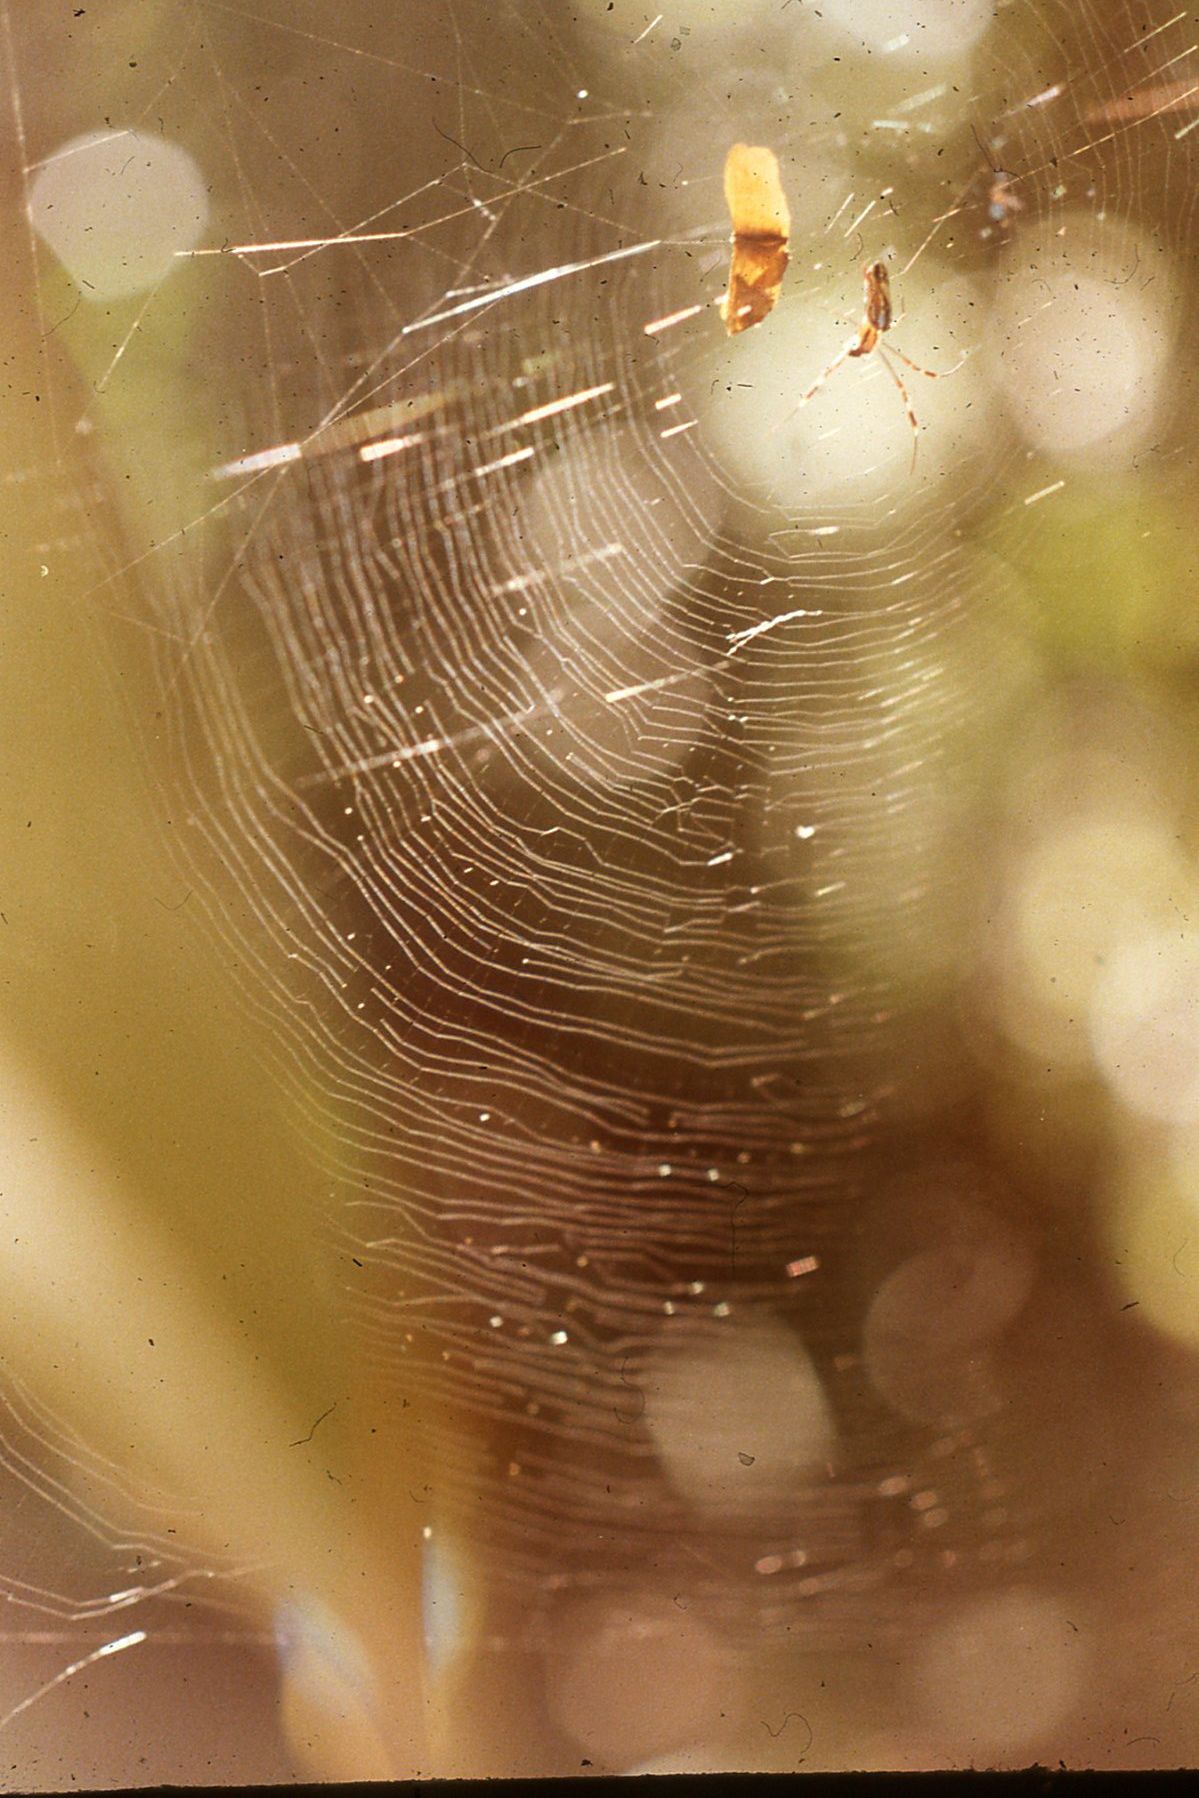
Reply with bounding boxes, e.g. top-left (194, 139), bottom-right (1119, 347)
top-left (798, 260), bottom-right (964, 471)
